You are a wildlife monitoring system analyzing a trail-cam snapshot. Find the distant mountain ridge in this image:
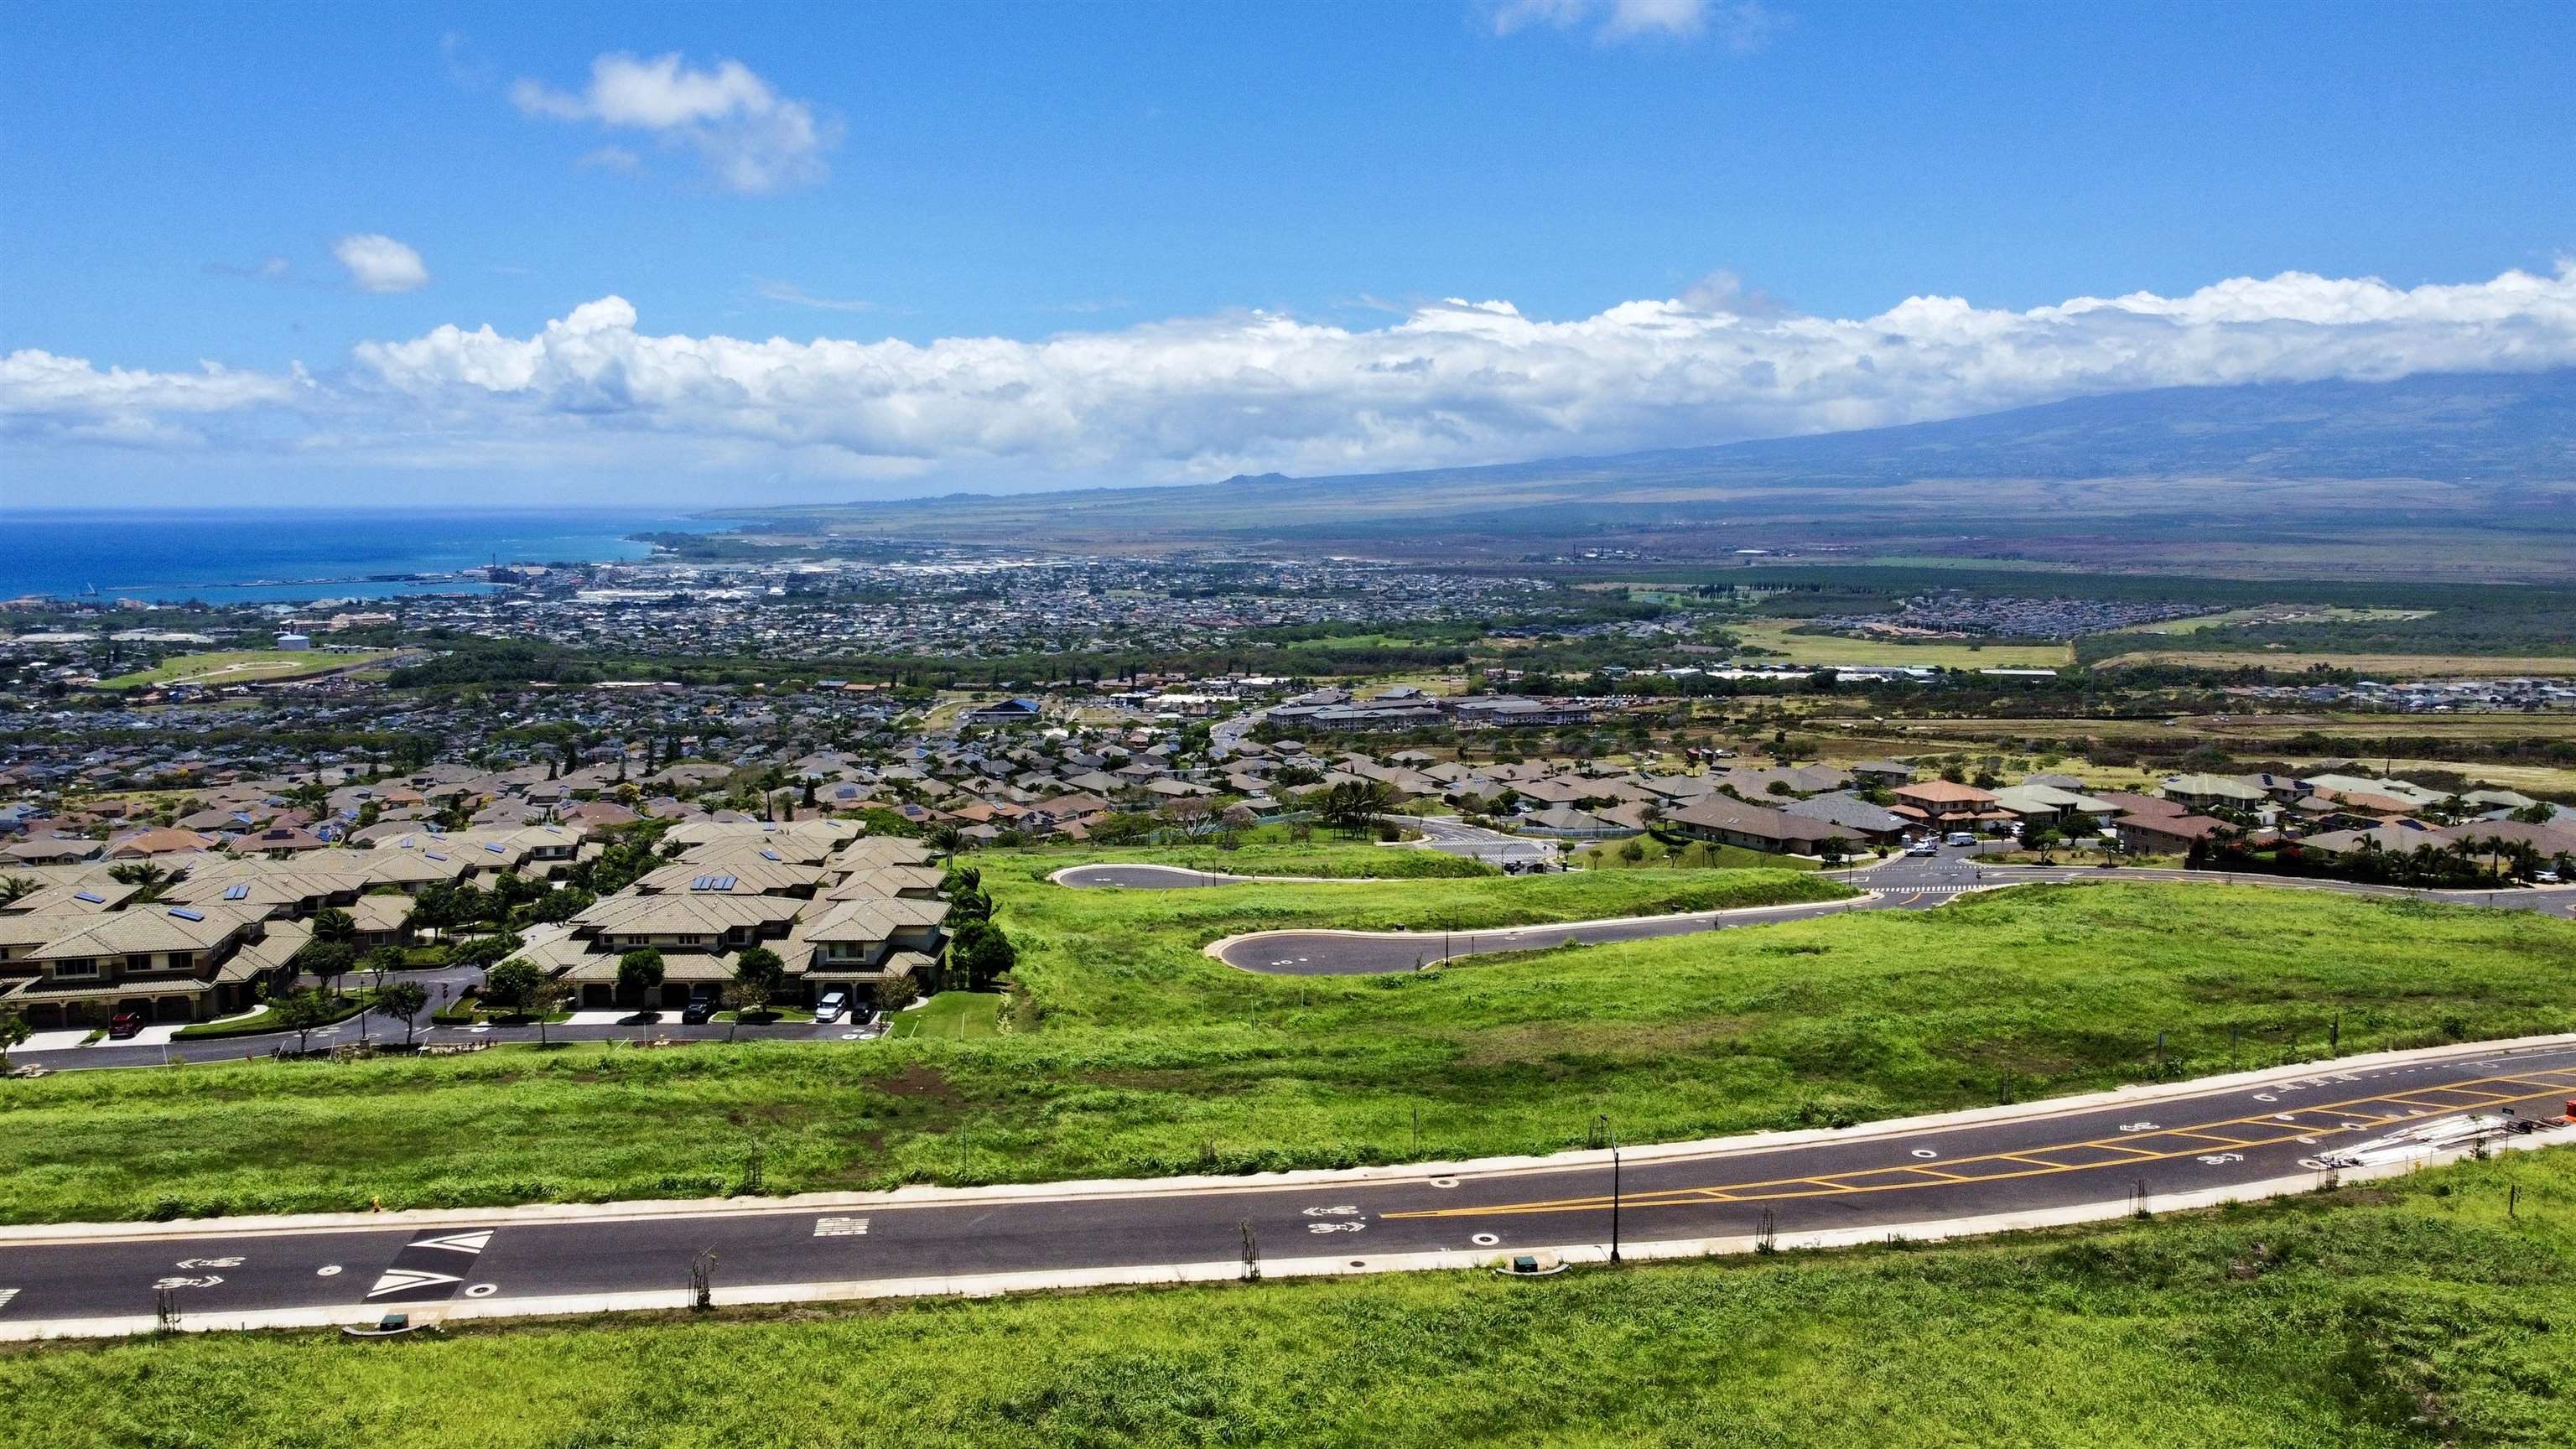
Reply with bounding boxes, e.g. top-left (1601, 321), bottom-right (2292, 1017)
top-left (719, 368), bottom-right (2576, 578)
